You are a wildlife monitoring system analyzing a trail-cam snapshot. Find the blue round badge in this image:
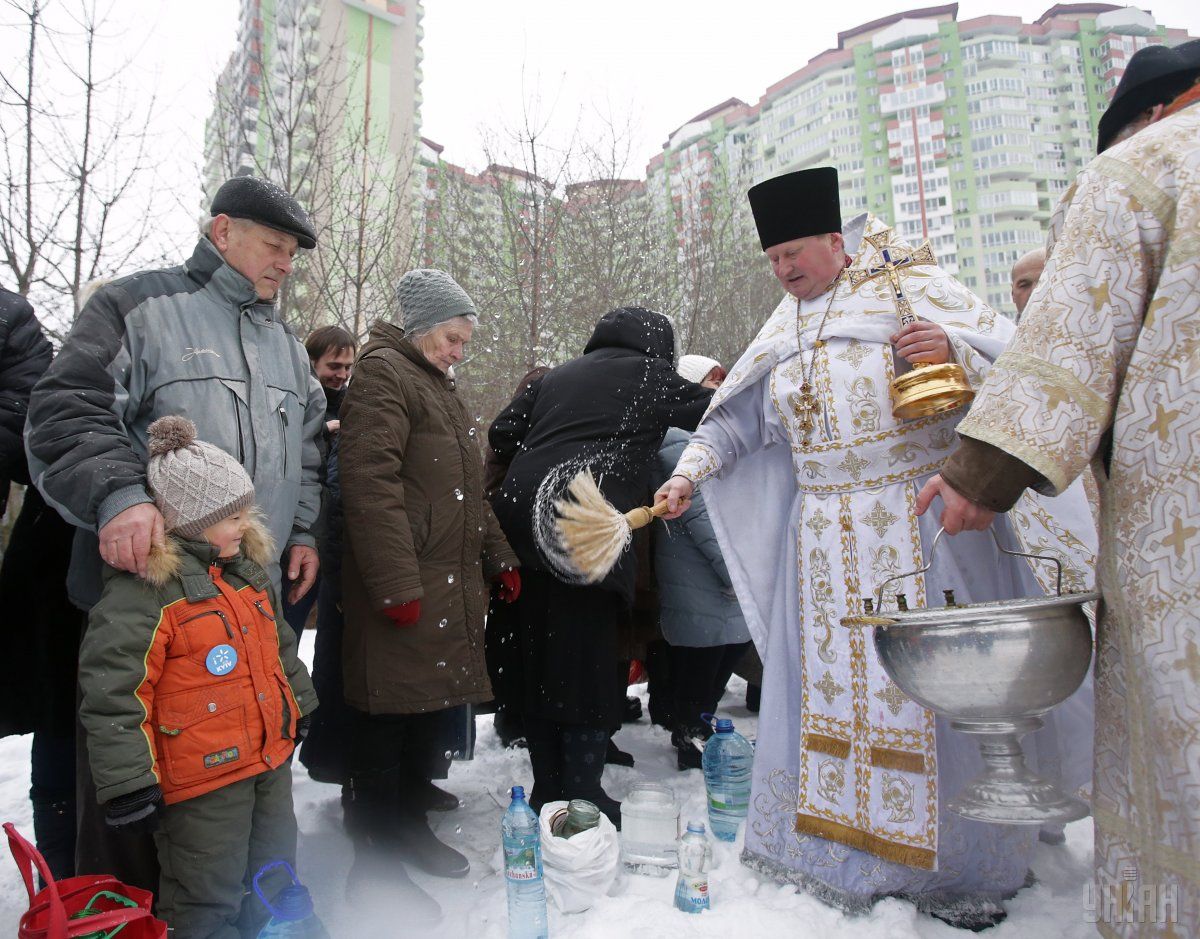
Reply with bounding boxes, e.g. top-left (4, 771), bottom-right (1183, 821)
top-left (205, 644), bottom-right (238, 676)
